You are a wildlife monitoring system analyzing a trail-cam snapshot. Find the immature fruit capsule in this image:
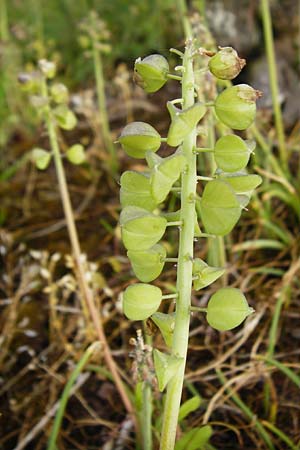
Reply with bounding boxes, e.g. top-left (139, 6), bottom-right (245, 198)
top-left (208, 47), bottom-right (246, 80)
top-left (214, 134), bottom-right (252, 172)
top-left (134, 54), bottom-right (169, 93)
top-left (206, 287), bottom-right (254, 331)
top-left (215, 84), bottom-right (262, 130)
top-left (120, 206), bottom-right (167, 251)
top-left (123, 283), bottom-right (162, 320)
top-left (38, 59), bottom-right (56, 79)
top-left (50, 83), bottom-right (69, 104)
top-left (119, 122), bottom-right (161, 158)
